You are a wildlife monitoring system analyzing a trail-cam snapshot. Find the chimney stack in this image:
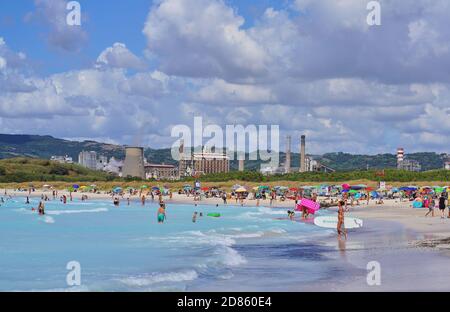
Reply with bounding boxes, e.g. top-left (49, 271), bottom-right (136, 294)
top-left (238, 159), bottom-right (245, 172)
top-left (300, 135), bottom-right (306, 172)
top-left (285, 135), bottom-right (291, 173)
